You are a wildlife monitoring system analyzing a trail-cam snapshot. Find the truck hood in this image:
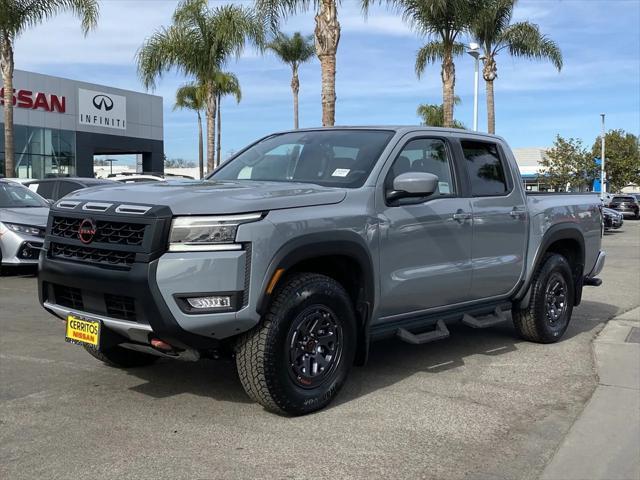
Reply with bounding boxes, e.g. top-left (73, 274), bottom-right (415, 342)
top-left (63, 180), bottom-right (347, 215)
top-left (0, 207), bottom-right (50, 227)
